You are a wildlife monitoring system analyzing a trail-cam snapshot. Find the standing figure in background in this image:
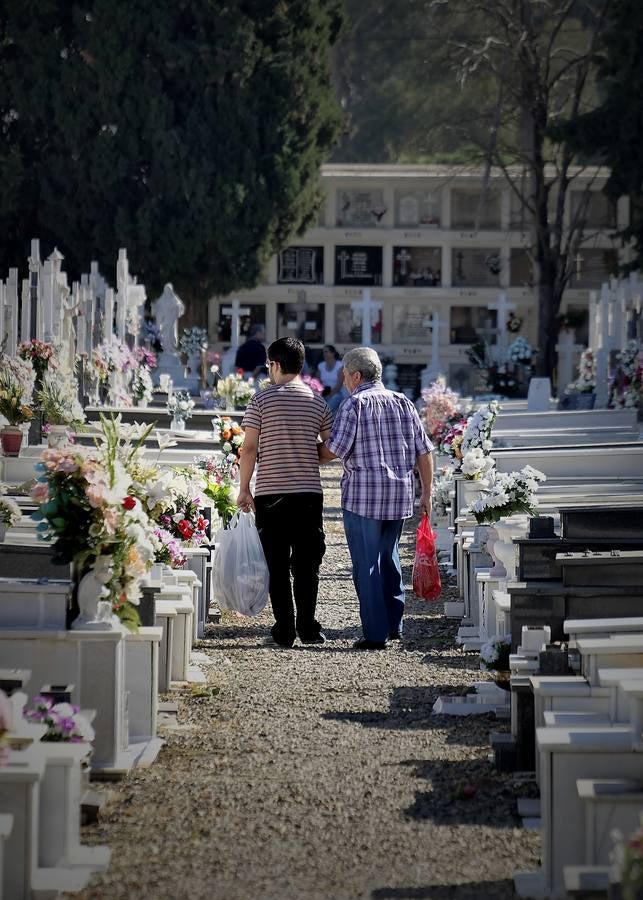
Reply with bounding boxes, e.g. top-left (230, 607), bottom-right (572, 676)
top-left (316, 345), bottom-right (348, 415)
top-left (235, 324), bottom-right (267, 377)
